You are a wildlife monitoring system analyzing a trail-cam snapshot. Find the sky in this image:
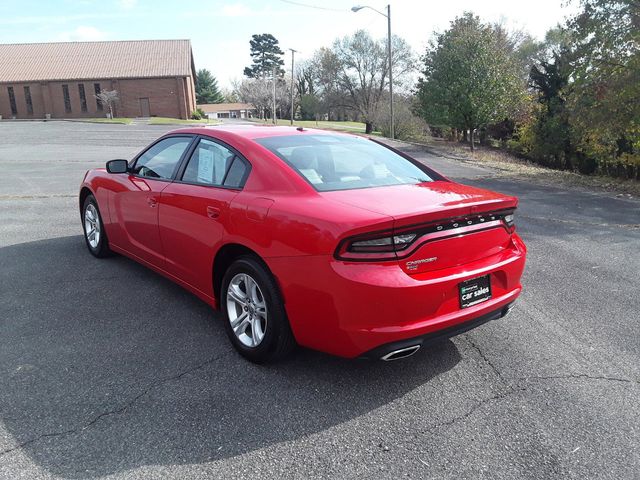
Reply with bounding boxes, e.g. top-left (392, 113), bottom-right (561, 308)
top-left (0, 0), bottom-right (580, 88)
